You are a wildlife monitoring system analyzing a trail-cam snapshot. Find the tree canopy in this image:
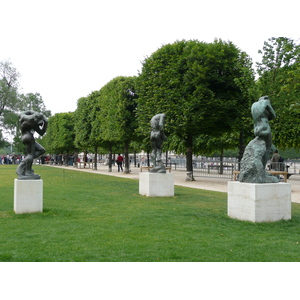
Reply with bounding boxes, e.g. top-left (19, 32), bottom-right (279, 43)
top-left (136, 39), bottom-right (255, 177)
top-left (97, 76), bottom-right (138, 172)
top-left (43, 112), bottom-right (76, 154)
top-left (257, 37), bottom-right (300, 149)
